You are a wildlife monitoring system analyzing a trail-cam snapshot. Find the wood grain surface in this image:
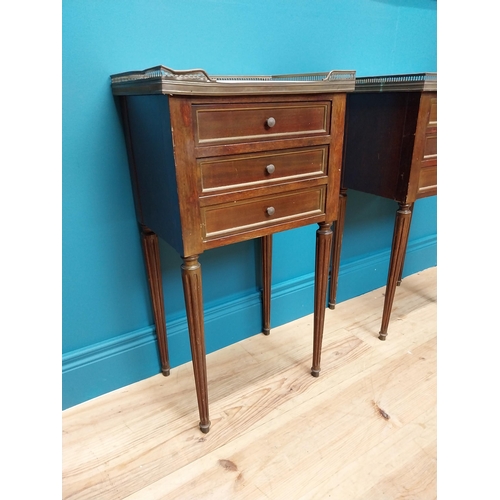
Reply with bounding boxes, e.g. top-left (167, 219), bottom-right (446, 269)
top-left (62, 267), bottom-right (437, 500)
